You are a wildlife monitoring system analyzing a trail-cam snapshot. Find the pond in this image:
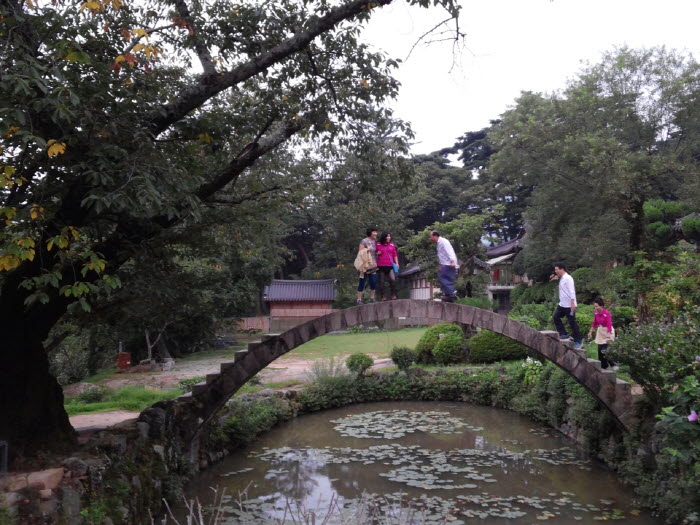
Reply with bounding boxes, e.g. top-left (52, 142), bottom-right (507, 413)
top-left (177, 401), bottom-right (659, 524)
